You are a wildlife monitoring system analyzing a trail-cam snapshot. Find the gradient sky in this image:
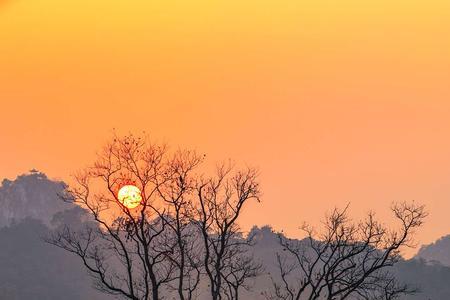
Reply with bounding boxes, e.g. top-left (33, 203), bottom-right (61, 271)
top-left (1, 0), bottom-right (450, 256)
